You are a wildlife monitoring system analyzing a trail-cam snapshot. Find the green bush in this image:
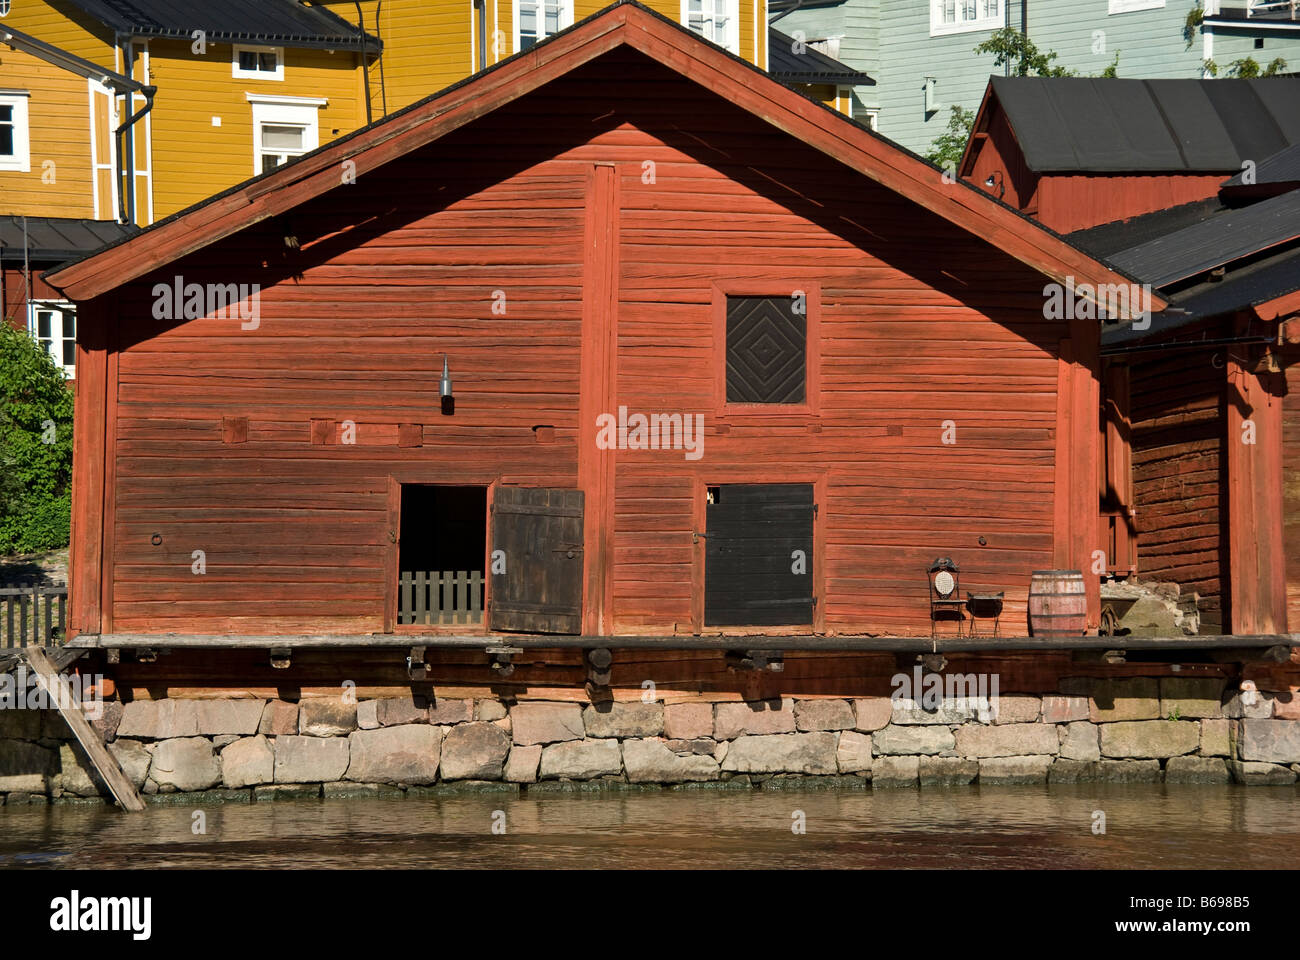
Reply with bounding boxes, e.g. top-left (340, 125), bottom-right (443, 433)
top-left (0, 323), bottom-right (74, 554)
